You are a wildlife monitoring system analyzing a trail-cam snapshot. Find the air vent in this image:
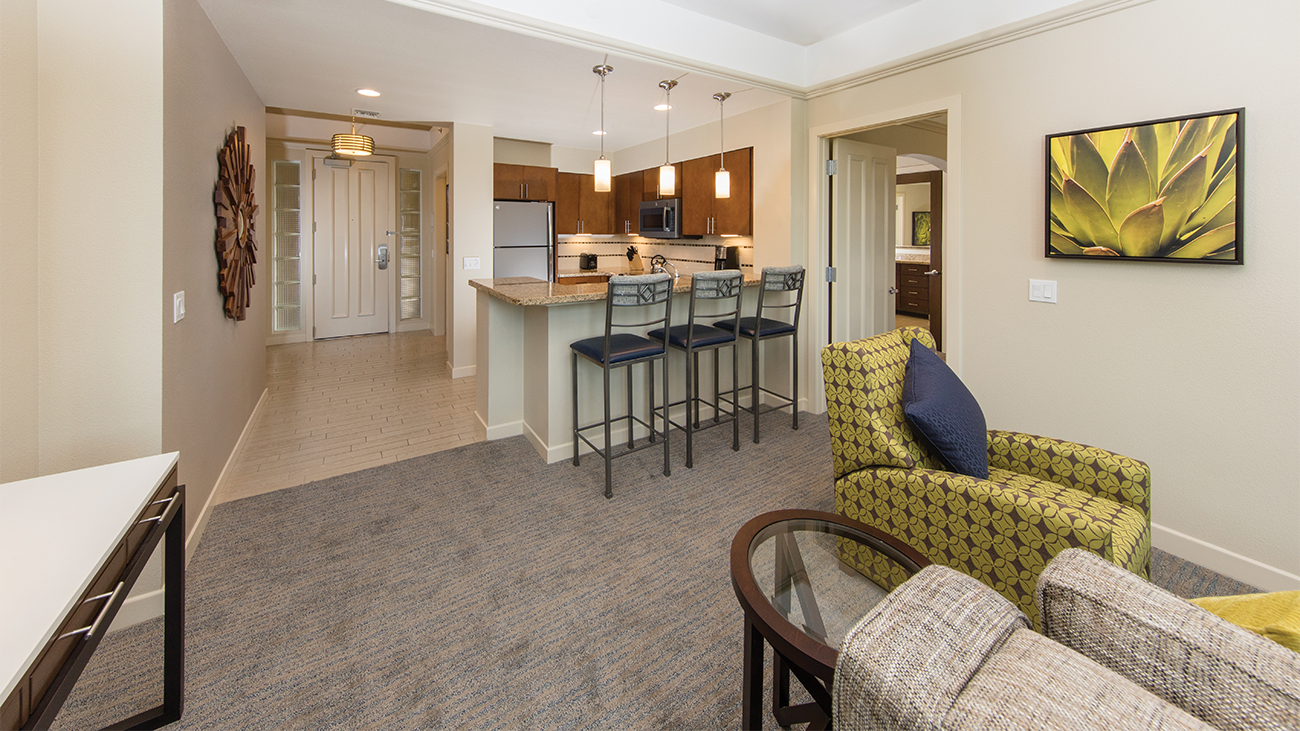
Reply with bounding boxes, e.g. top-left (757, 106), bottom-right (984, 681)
top-left (352, 109), bottom-right (381, 118)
